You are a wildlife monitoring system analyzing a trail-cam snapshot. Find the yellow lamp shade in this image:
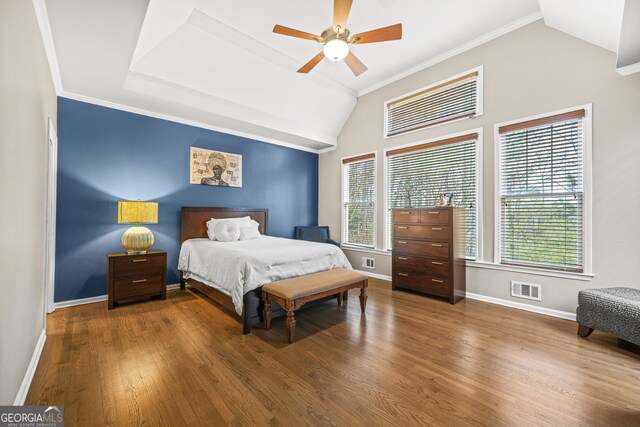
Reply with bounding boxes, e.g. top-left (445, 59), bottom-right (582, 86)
top-left (118, 201), bottom-right (158, 224)
top-left (118, 200), bottom-right (158, 254)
